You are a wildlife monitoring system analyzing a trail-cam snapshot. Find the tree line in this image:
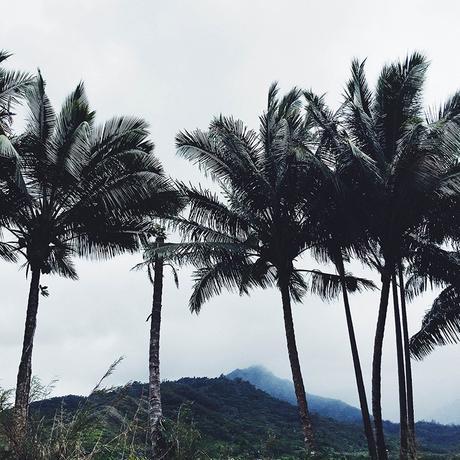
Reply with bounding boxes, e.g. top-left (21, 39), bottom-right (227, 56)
top-left (0, 50), bottom-right (459, 460)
